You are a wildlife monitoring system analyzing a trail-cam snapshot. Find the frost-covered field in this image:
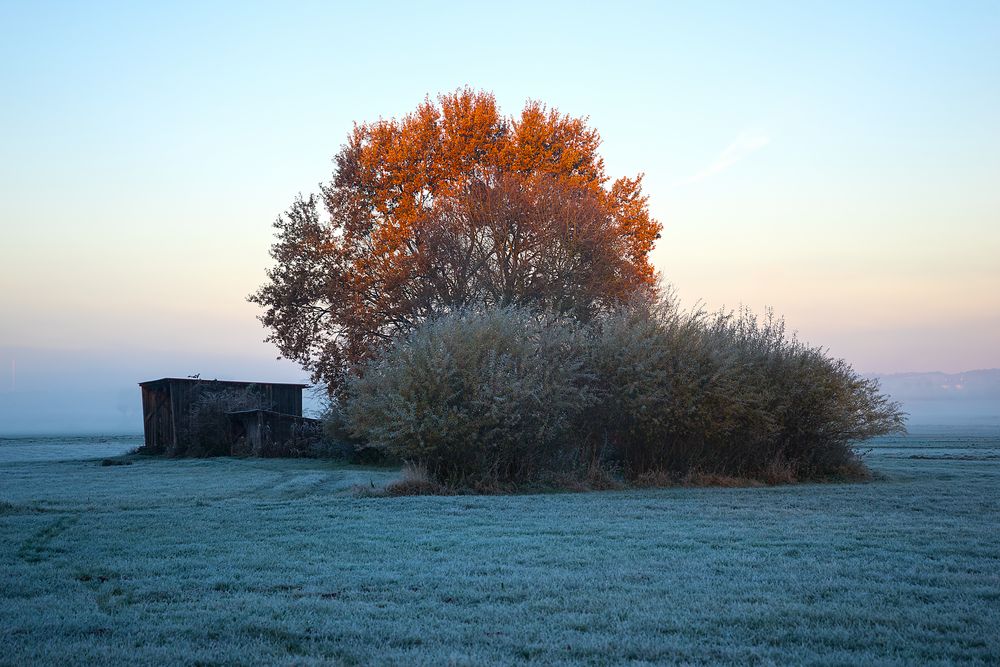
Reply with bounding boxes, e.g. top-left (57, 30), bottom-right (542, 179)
top-left (2, 428), bottom-right (999, 665)
top-left (0, 434), bottom-right (139, 463)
